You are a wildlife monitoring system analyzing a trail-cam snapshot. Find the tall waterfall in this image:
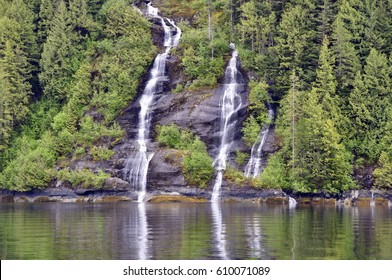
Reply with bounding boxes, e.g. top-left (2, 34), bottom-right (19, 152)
top-left (211, 47), bottom-right (244, 202)
top-left (124, 2), bottom-right (181, 202)
top-left (244, 104), bottom-right (274, 178)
